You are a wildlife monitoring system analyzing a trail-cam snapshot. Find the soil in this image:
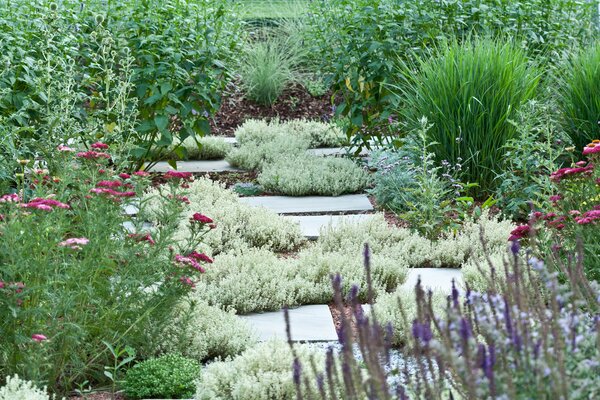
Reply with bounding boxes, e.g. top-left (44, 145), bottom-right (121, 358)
top-left (329, 303), bottom-right (367, 341)
top-left (210, 83), bottom-right (338, 137)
